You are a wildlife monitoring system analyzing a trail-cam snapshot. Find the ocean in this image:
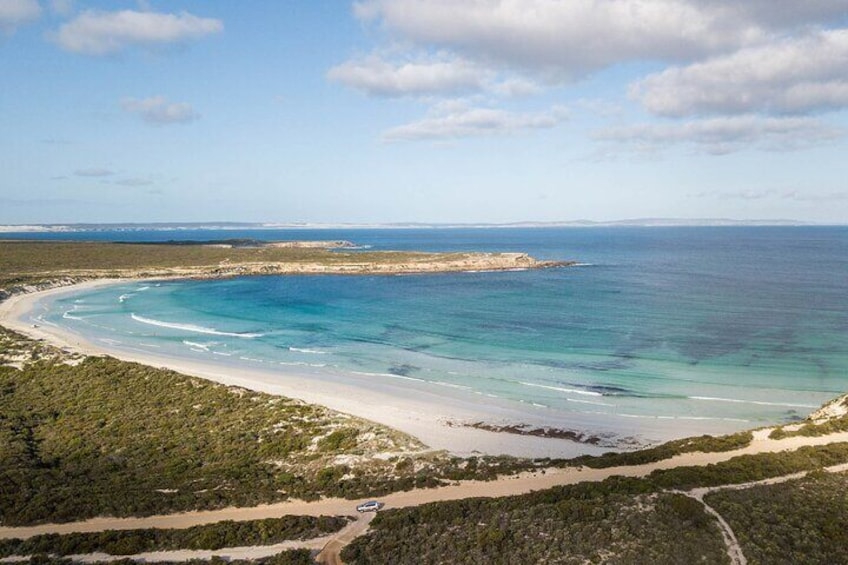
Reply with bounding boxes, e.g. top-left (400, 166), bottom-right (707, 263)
top-left (21, 226), bottom-right (848, 445)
